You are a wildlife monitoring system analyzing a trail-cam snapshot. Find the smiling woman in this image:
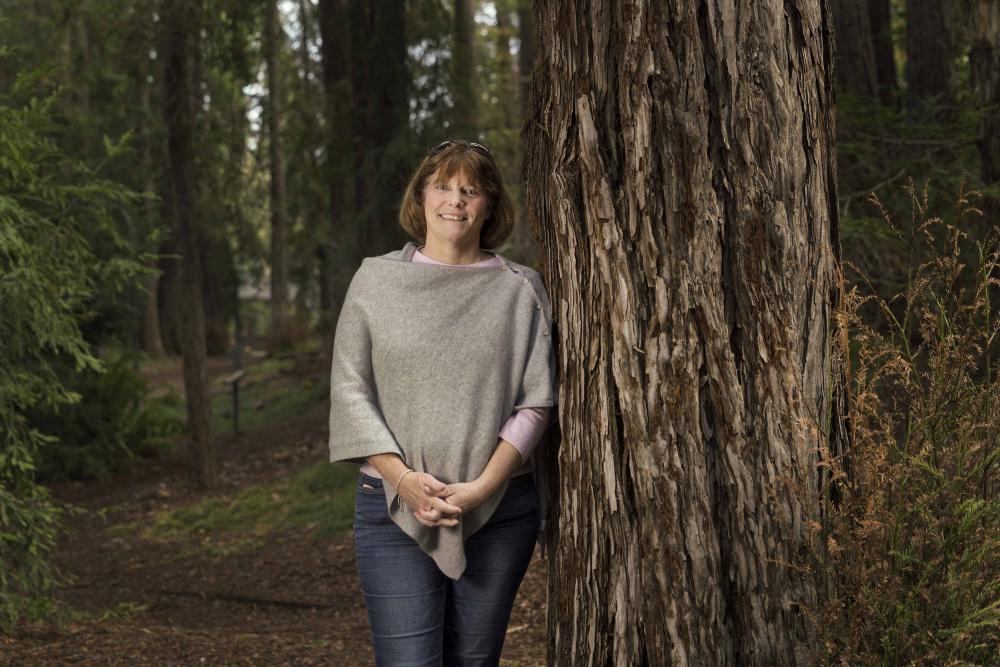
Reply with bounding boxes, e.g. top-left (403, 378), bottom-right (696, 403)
top-left (328, 139), bottom-right (557, 665)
